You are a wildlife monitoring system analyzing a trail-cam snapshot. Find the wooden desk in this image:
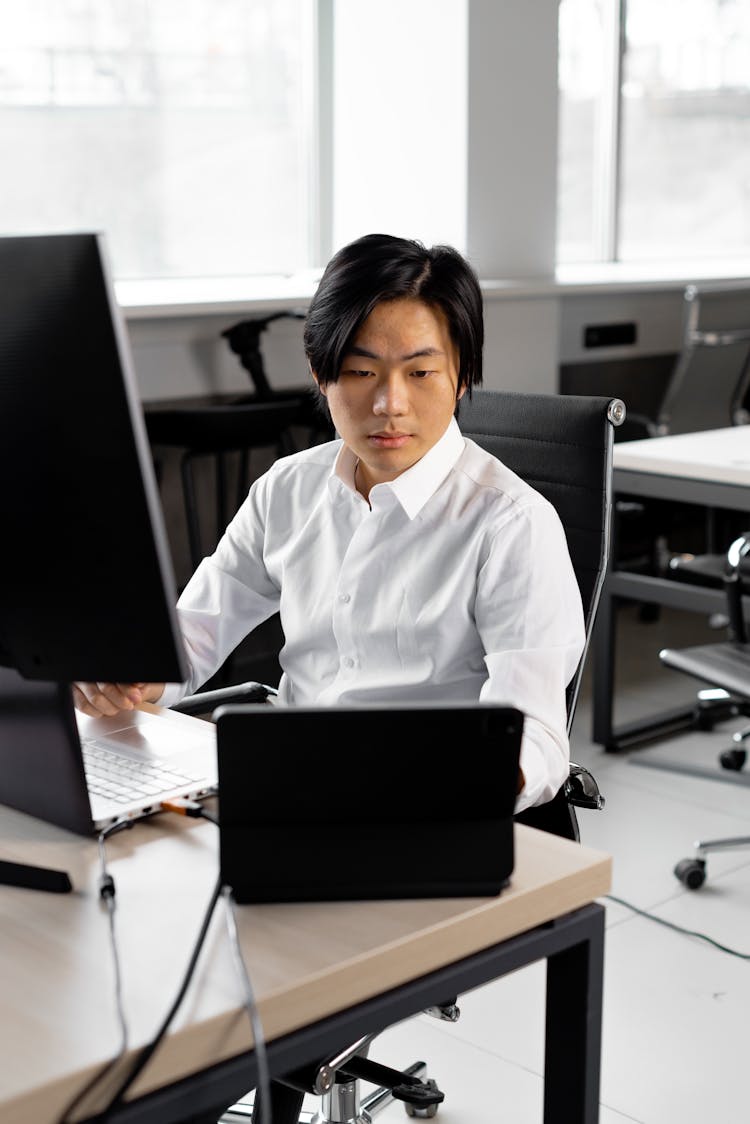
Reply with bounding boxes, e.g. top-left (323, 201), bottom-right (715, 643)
top-left (592, 425), bottom-right (750, 750)
top-left (0, 804), bottom-right (611, 1124)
